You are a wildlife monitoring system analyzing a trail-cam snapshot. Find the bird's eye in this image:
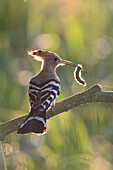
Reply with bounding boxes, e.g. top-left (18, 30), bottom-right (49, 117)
top-left (54, 58), bottom-right (58, 61)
